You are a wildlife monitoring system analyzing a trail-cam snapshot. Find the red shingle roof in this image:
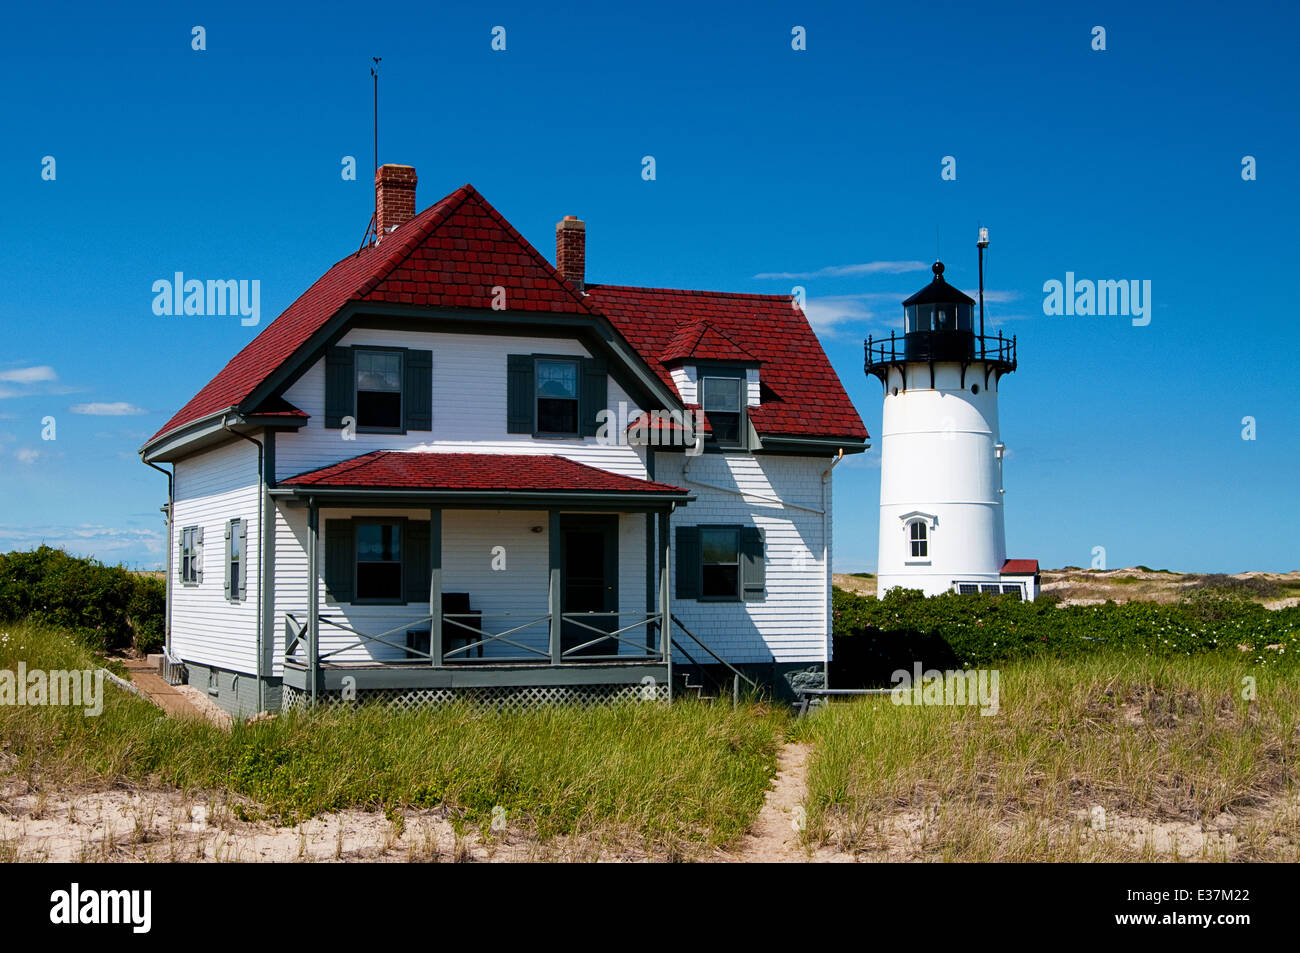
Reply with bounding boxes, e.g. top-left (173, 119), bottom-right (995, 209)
top-left (1001, 559), bottom-right (1040, 574)
top-left (660, 320), bottom-right (758, 364)
top-left (246, 396), bottom-right (308, 420)
top-left (148, 185), bottom-right (591, 444)
top-left (585, 286), bottom-right (867, 441)
top-left (149, 185), bottom-right (867, 448)
top-left (280, 451), bottom-right (689, 495)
